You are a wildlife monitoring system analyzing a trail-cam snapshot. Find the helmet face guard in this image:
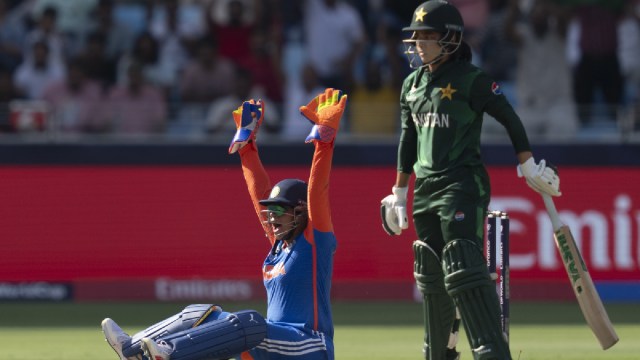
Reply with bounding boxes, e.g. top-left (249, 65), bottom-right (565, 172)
top-left (403, 29), bottom-right (462, 68)
top-left (261, 204), bottom-right (307, 241)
